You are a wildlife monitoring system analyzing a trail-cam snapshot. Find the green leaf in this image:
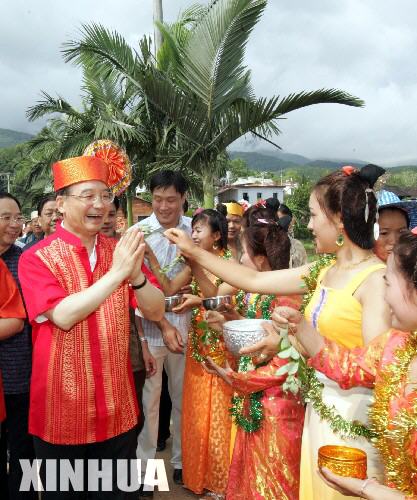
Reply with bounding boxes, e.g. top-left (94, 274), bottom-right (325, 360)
top-left (277, 348), bottom-right (292, 359)
top-left (287, 362), bottom-right (299, 375)
top-left (275, 364), bottom-right (290, 376)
